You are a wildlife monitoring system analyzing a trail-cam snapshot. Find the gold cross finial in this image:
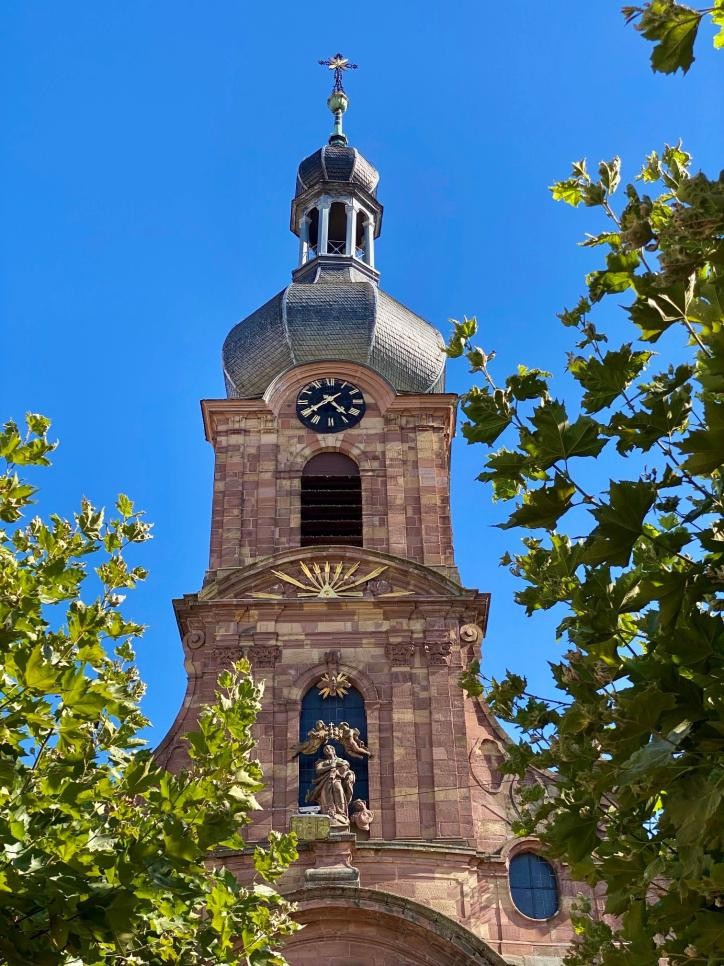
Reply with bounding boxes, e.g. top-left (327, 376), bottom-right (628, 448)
top-left (318, 52), bottom-right (358, 94)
